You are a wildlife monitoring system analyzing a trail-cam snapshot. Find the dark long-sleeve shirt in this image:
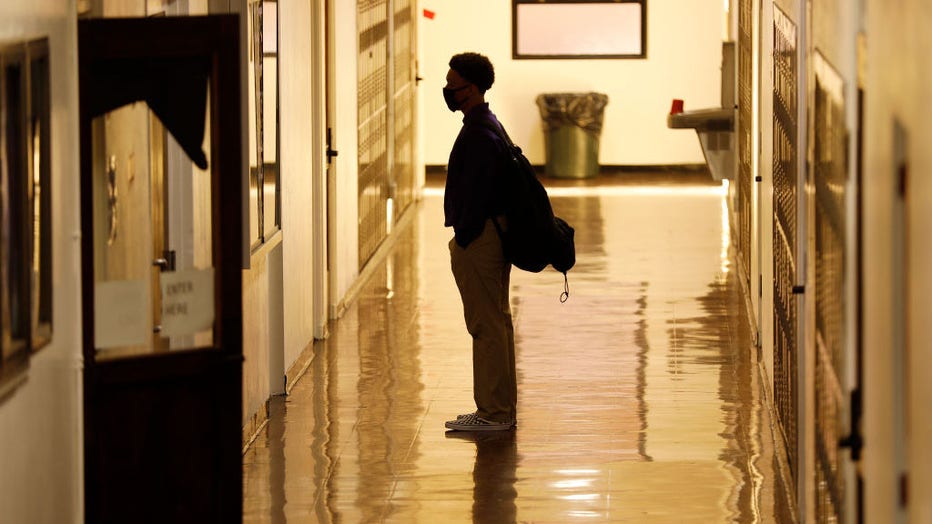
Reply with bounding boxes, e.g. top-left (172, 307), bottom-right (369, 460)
top-left (444, 104), bottom-right (508, 247)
